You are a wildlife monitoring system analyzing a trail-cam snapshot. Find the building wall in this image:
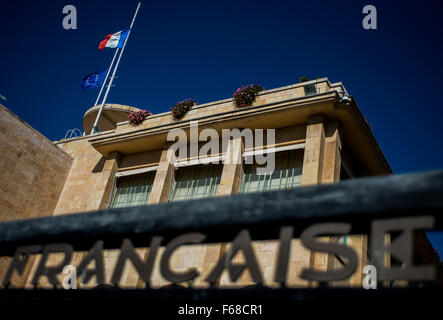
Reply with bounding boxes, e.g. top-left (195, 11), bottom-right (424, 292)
top-left (0, 104), bottom-right (73, 221)
top-left (136, 117), bottom-right (366, 288)
top-left (24, 136), bottom-right (123, 288)
top-left (21, 116), bottom-right (369, 289)
top-left (14, 79), bottom-right (384, 289)
top-left (0, 104), bottom-right (73, 287)
top-left (51, 137), bottom-right (119, 214)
